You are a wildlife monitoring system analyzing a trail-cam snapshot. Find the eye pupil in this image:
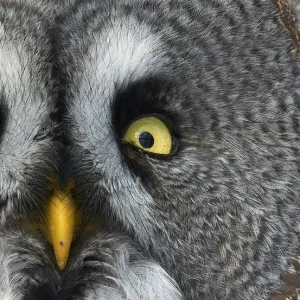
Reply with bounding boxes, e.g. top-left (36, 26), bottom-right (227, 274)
top-left (139, 132), bottom-right (154, 148)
